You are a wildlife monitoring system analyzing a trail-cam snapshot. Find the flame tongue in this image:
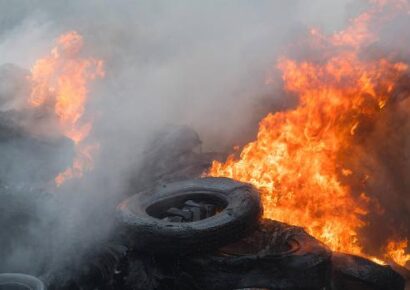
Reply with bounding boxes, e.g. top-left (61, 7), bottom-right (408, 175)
top-left (29, 31), bottom-right (104, 186)
top-left (211, 53), bottom-right (406, 256)
top-left (209, 1), bottom-right (409, 266)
